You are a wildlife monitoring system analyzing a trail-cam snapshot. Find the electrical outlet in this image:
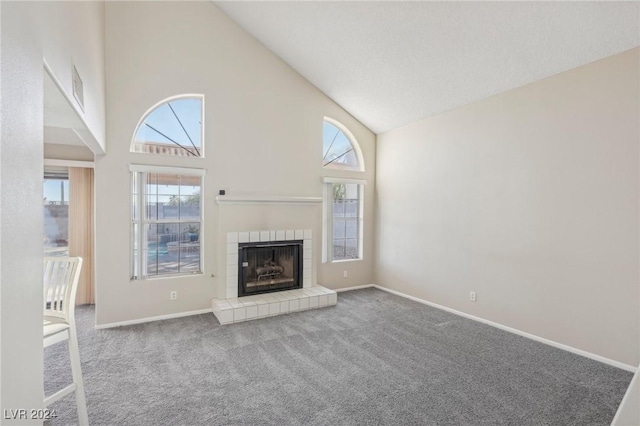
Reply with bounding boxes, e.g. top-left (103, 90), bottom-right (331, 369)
top-left (170, 291), bottom-right (177, 301)
top-left (343, 270), bottom-right (348, 278)
top-left (469, 291), bottom-right (476, 302)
